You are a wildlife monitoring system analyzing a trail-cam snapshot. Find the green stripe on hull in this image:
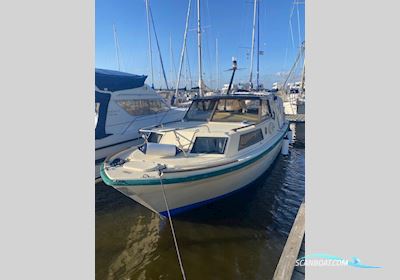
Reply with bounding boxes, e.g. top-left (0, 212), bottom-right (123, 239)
top-left (101, 124), bottom-right (289, 186)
